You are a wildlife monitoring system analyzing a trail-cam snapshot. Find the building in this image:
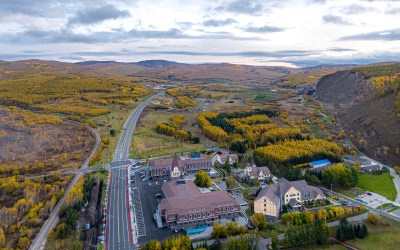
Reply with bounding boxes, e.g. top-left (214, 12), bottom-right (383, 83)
top-left (254, 178), bottom-right (326, 220)
top-left (157, 180), bottom-right (240, 230)
top-left (245, 164), bottom-right (276, 183)
top-left (344, 156), bottom-right (371, 166)
top-left (310, 159), bottom-right (331, 168)
top-left (361, 165), bottom-right (381, 173)
top-left (149, 154), bottom-right (212, 180)
top-left (215, 153), bottom-right (238, 167)
top-left (309, 164), bottom-right (333, 174)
